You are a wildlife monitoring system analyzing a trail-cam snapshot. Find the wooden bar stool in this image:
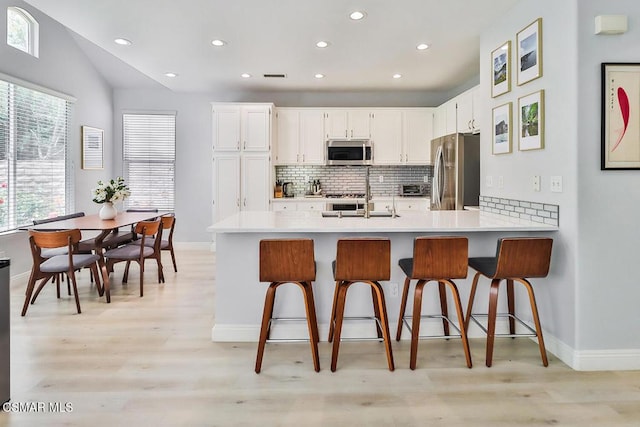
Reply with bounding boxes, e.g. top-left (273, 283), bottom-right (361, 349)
top-left (255, 239), bottom-right (320, 373)
top-left (396, 236), bottom-right (472, 369)
top-left (328, 238), bottom-right (394, 372)
top-left (465, 237), bottom-right (553, 367)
